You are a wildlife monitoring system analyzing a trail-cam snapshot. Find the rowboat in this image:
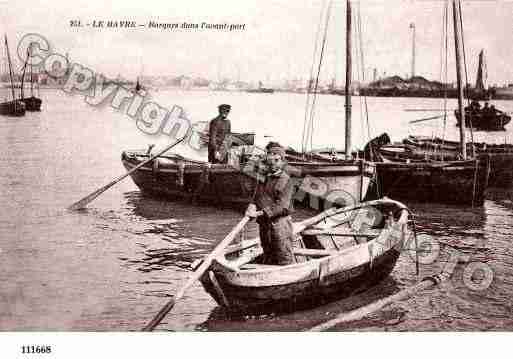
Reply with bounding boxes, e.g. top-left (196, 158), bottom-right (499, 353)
top-left (197, 198), bottom-right (410, 314)
top-left (455, 107), bottom-right (511, 131)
